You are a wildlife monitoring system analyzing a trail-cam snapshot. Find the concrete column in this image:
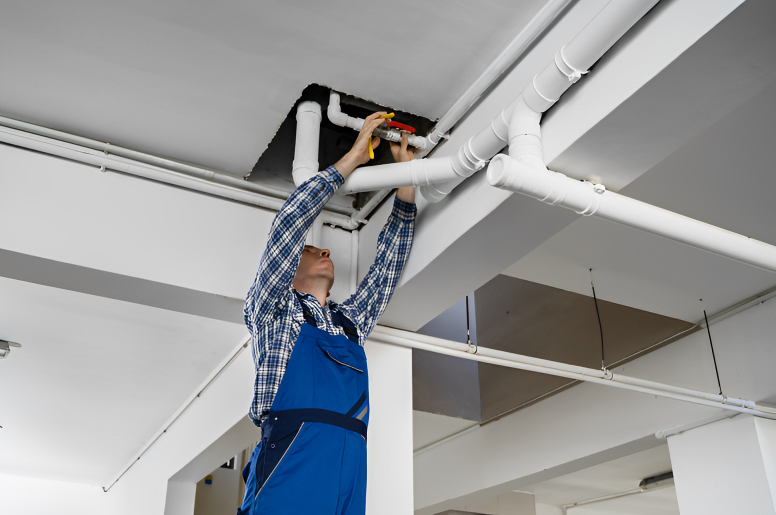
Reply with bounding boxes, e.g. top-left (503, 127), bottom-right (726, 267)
top-left (163, 481), bottom-right (196, 515)
top-left (667, 414), bottom-right (776, 514)
top-left (365, 339), bottom-right (413, 515)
